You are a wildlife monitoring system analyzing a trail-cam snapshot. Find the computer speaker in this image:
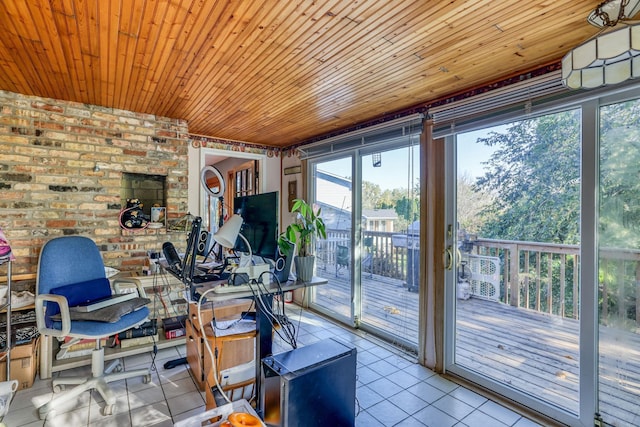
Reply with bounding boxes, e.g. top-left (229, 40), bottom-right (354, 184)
top-left (196, 230), bottom-right (211, 256)
top-left (273, 240), bottom-right (296, 284)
